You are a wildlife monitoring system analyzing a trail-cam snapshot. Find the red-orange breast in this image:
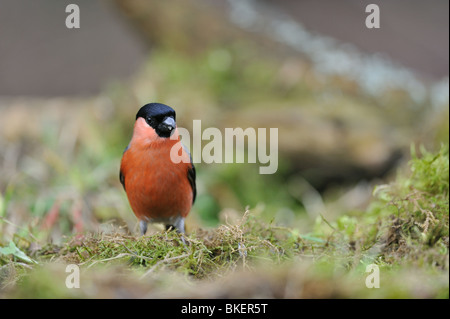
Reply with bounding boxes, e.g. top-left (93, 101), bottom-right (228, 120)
top-left (120, 103), bottom-right (196, 235)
